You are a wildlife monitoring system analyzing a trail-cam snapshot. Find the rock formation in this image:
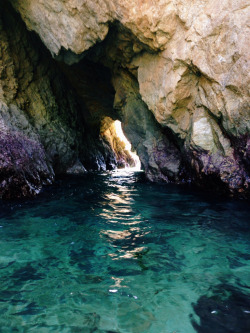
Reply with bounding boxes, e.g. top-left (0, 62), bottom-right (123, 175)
top-left (0, 0), bottom-right (249, 198)
top-left (0, 2), bottom-right (128, 198)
